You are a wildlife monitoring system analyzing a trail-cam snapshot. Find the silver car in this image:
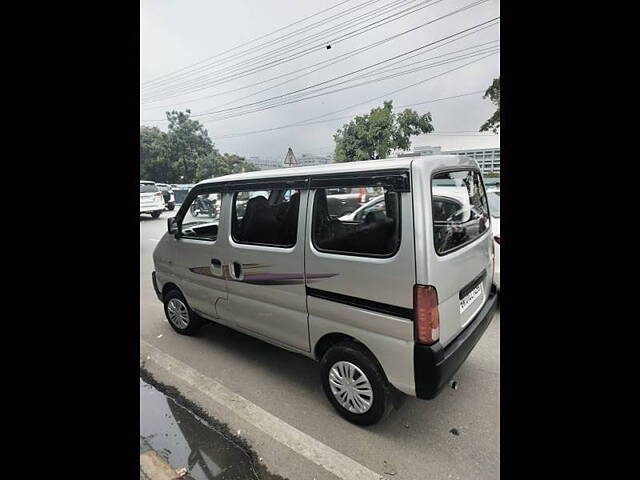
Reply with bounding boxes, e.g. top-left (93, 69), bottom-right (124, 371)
top-left (152, 156), bottom-right (498, 425)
